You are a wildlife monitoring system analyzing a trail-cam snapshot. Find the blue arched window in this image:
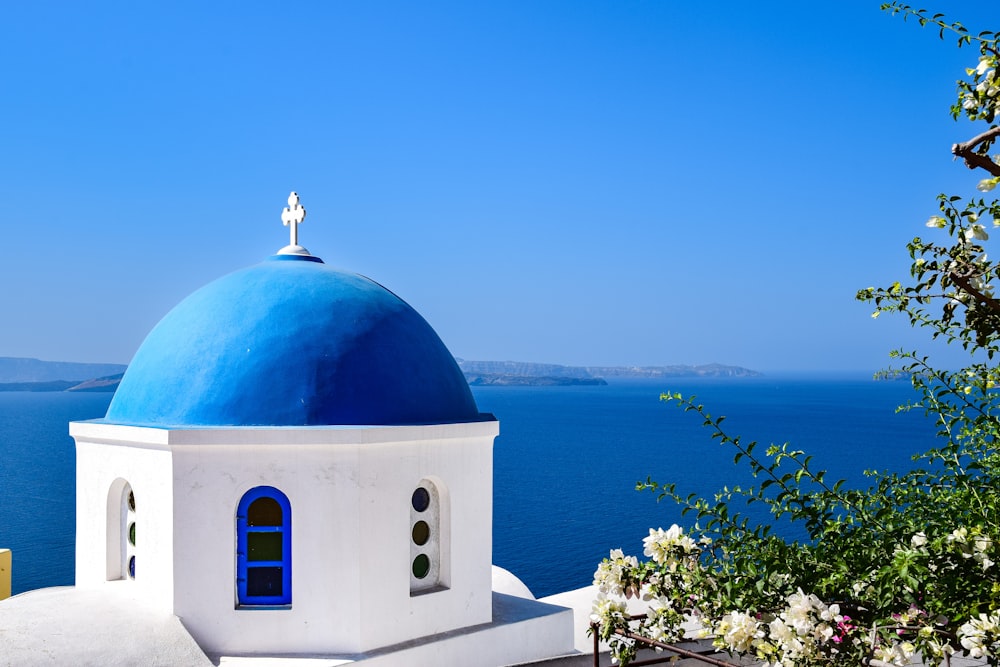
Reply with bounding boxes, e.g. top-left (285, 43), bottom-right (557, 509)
top-left (236, 486), bottom-right (291, 607)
